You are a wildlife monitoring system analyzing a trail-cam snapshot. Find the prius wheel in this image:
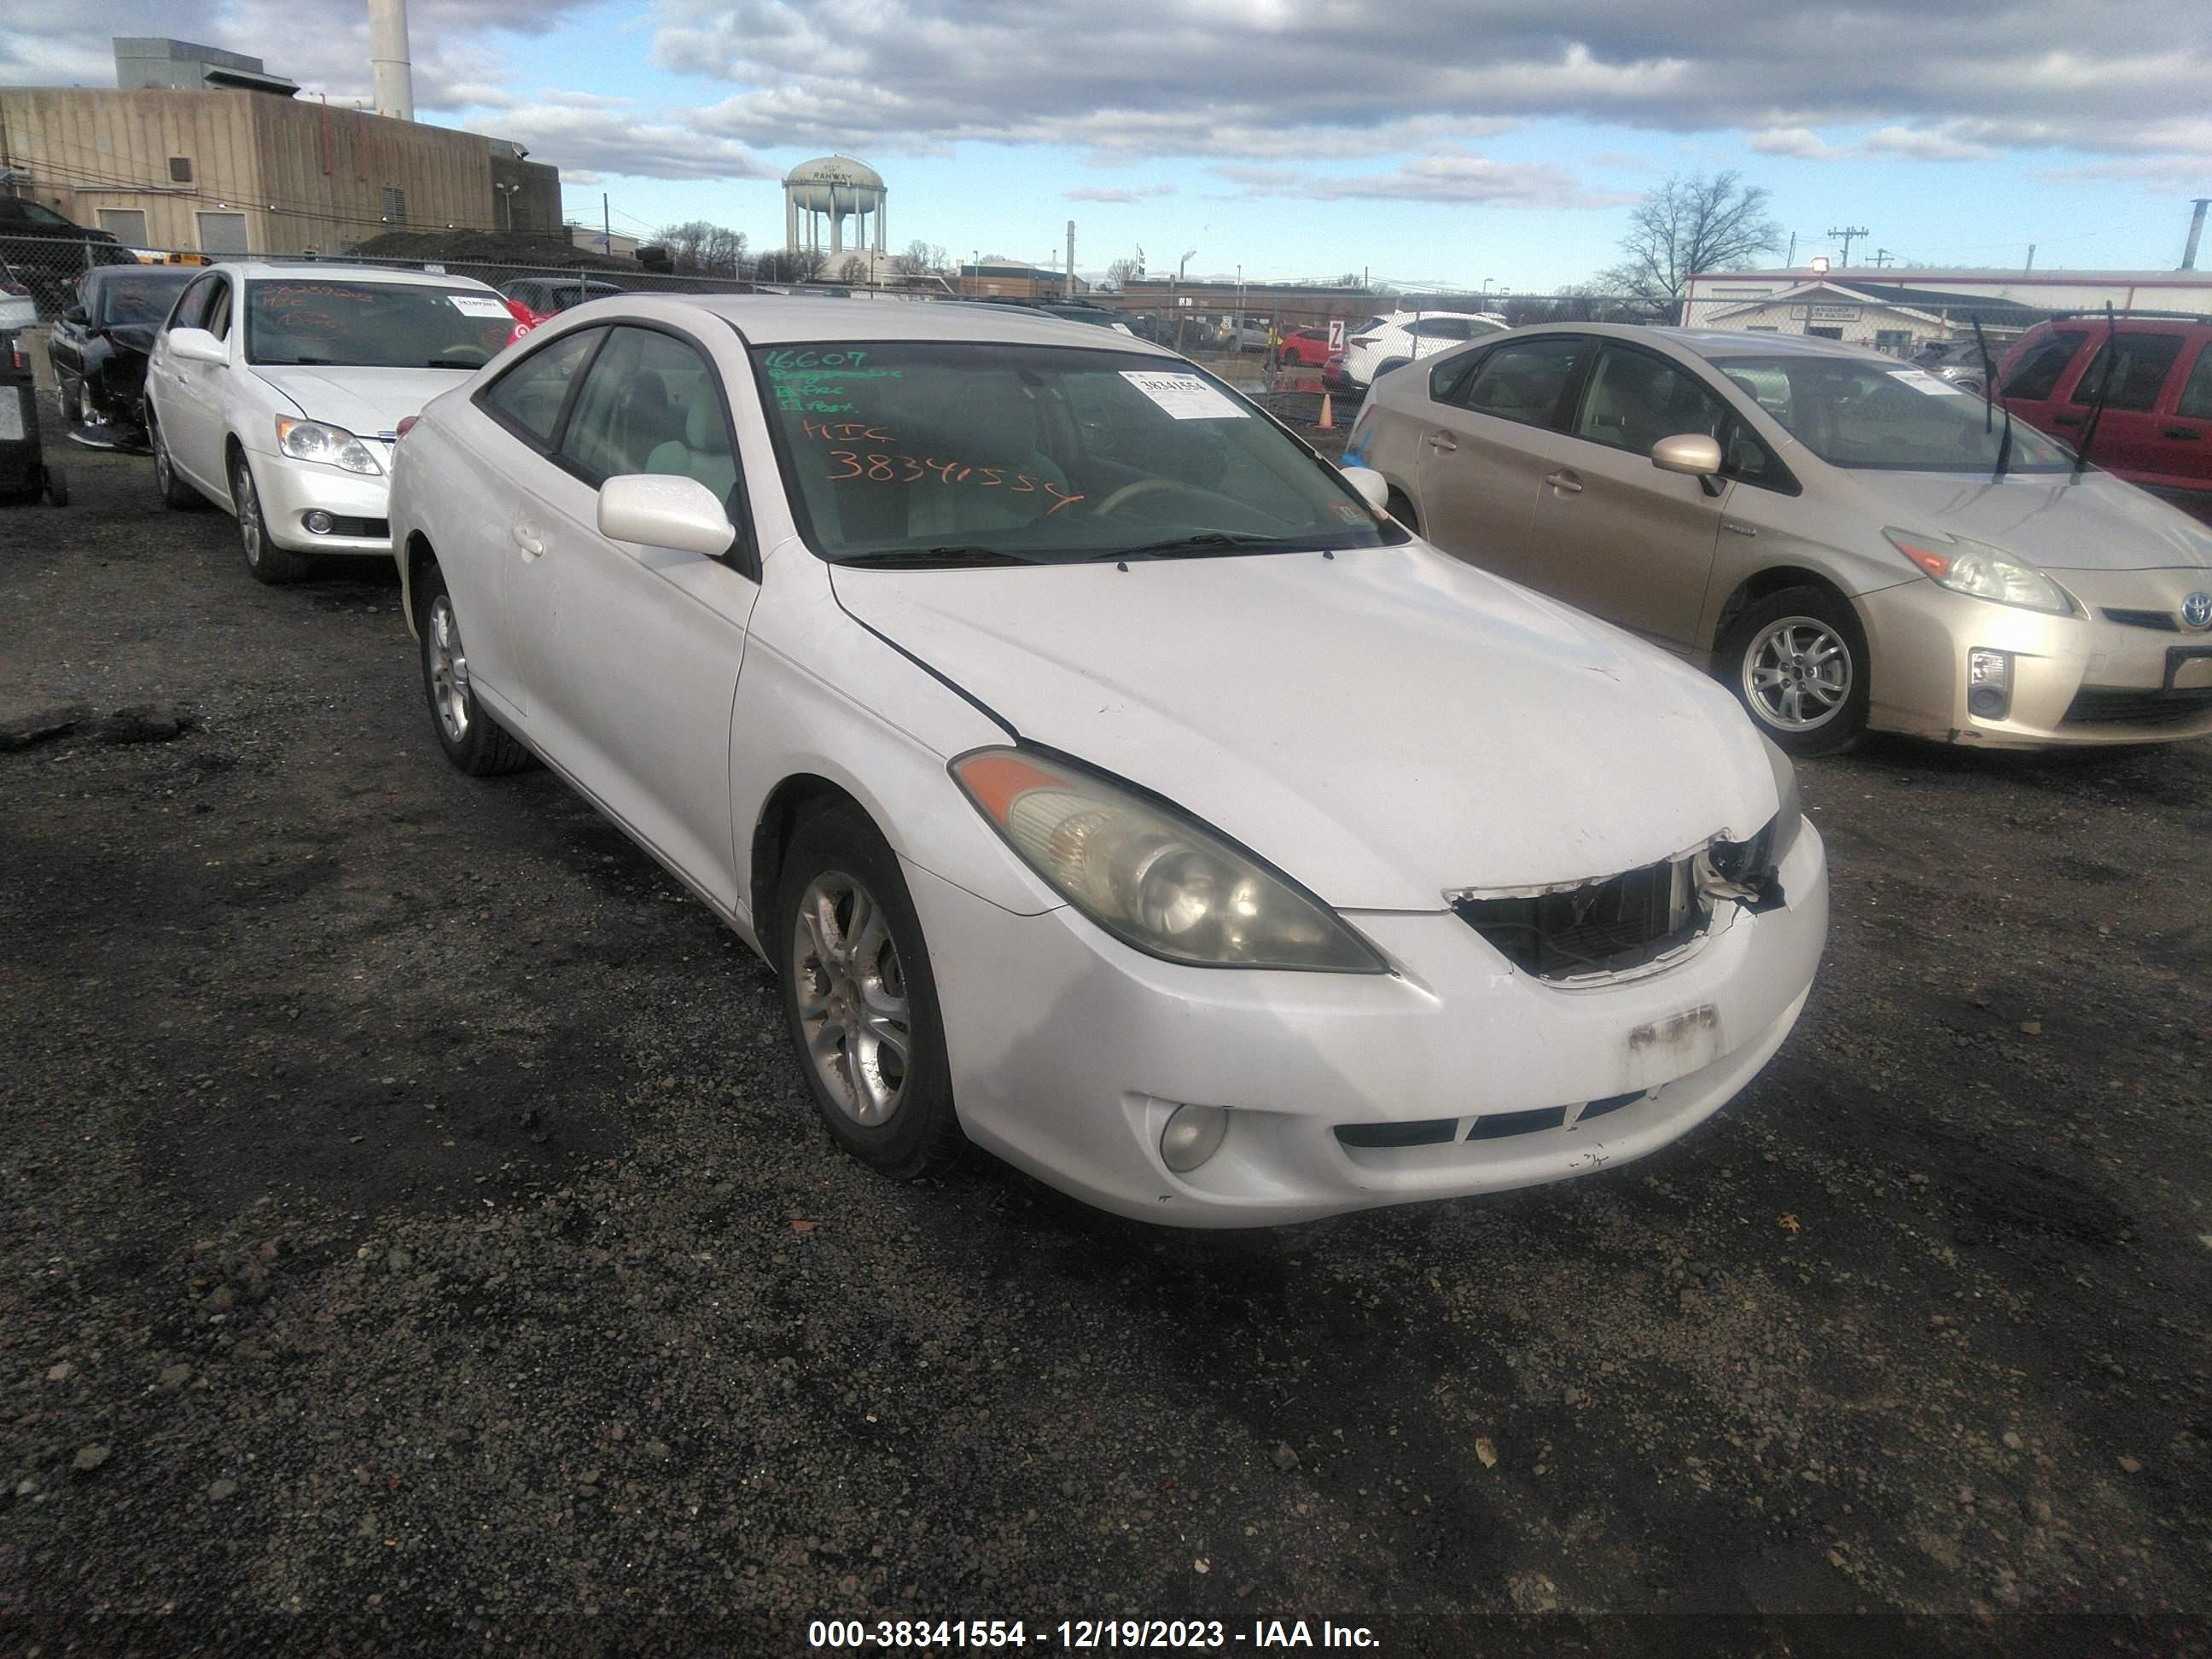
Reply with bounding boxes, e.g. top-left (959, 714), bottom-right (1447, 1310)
top-left (149, 416), bottom-right (203, 509)
top-left (777, 806), bottom-right (960, 1179)
top-left (415, 564), bottom-right (531, 776)
top-left (230, 453), bottom-right (309, 585)
top-left (1720, 585), bottom-right (1870, 757)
